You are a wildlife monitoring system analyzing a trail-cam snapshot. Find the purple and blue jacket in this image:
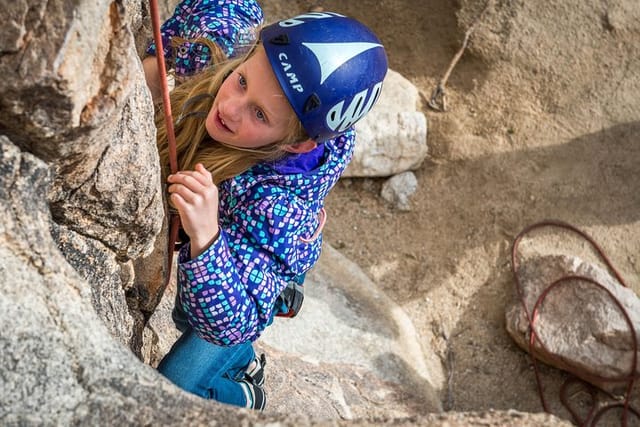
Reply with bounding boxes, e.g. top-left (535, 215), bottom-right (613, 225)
top-left (177, 132), bottom-right (355, 345)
